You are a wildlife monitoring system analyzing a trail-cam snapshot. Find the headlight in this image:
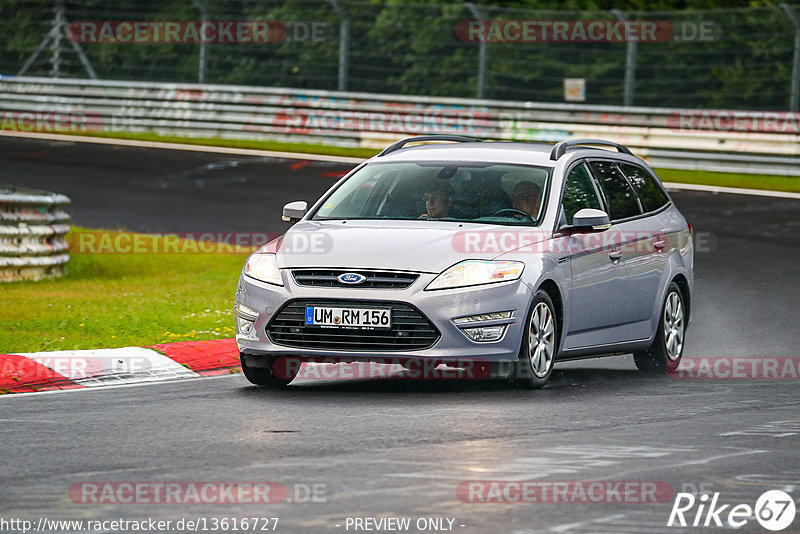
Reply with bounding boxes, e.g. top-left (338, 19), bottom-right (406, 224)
top-left (243, 253), bottom-right (283, 286)
top-left (426, 260), bottom-right (524, 290)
